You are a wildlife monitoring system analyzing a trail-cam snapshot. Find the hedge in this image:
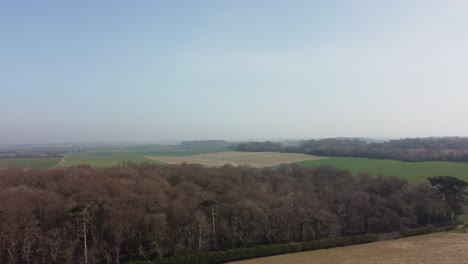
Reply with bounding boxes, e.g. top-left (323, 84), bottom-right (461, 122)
top-left (401, 221), bottom-right (462, 237)
top-left (128, 223), bottom-right (461, 264)
top-left (400, 226), bottom-right (433, 237)
top-left (127, 234), bottom-right (379, 264)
